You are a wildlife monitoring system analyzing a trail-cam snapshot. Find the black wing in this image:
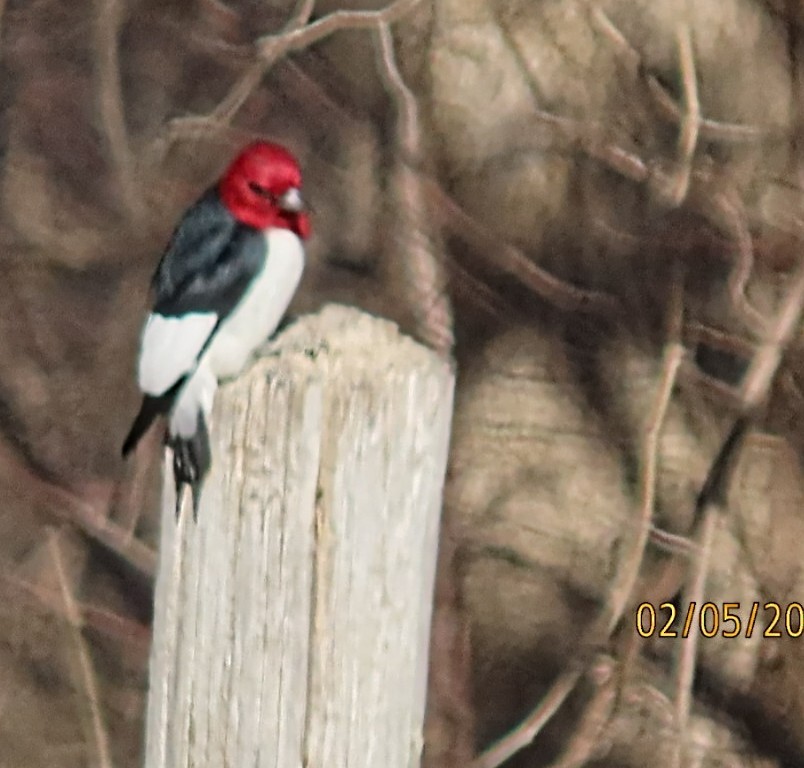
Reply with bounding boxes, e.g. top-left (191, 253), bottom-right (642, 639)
top-left (122, 190), bottom-right (266, 456)
top-left (151, 188), bottom-right (265, 318)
